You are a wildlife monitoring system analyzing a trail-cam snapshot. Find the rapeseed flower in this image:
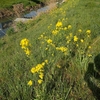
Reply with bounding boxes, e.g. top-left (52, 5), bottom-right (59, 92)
top-left (42, 62), bottom-right (45, 66)
top-left (63, 27), bottom-right (67, 30)
top-left (45, 60), bottom-right (48, 64)
top-left (50, 43), bottom-right (55, 47)
top-left (45, 48), bottom-right (48, 50)
top-left (86, 30), bottom-right (91, 37)
top-left (78, 29), bottom-right (82, 33)
top-left (24, 48), bottom-right (31, 55)
top-left (57, 64), bottom-right (61, 68)
top-left (39, 72), bottom-right (44, 79)
top-left (56, 21), bottom-right (63, 27)
top-left (38, 79), bottom-right (43, 84)
top-left (66, 36), bottom-right (69, 39)
top-left (69, 33), bottom-right (73, 37)
top-left (31, 64), bottom-right (44, 74)
top-left (88, 46), bottom-right (91, 49)
top-left (20, 38), bottom-right (31, 56)
top-left (76, 44), bottom-right (79, 47)
top-left (56, 47), bottom-right (68, 52)
top-left (74, 36), bottom-right (78, 42)
top-left (47, 39), bottom-right (52, 44)
top-left (86, 30), bottom-right (91, 34)
top-left (66, 40), bottom-right (70, 44)
top-left (80, 39), bottom-right (84, 43)
top-left (68, 25), bottom-right (72, 29)
top-left (52, 30), bottom-right (58, 35)
top-left (52, 53), bottom-right (54, 56)
top-left (20, 38), bottom-right (30, 47)
top-left (88, 54), bottom-right (92, 57)
top-left (27, 80), bottom-right (33, 86)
